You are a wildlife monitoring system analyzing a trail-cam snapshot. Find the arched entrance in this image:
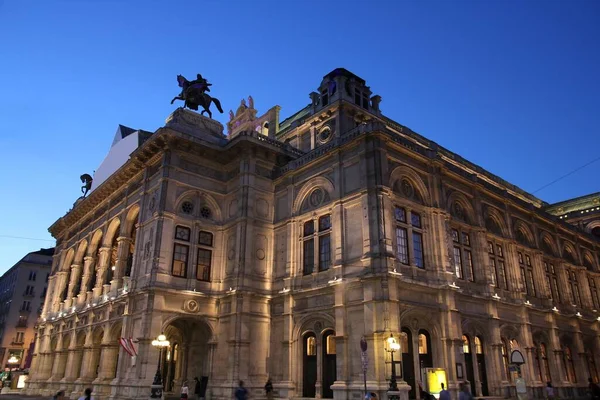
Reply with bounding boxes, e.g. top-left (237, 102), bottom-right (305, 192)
top-left (463, 335), bottom-right (475, 388)
top-left (474, 336), bottom-right (488, 396)
top-left (303, 333), bottom-right (317, 397)
top-left (401, 328), bottom-right (415, 399)
top-left (162, 317), bottom-right (212, 394)
top-left (321, 330), bottom-right (336, 399)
